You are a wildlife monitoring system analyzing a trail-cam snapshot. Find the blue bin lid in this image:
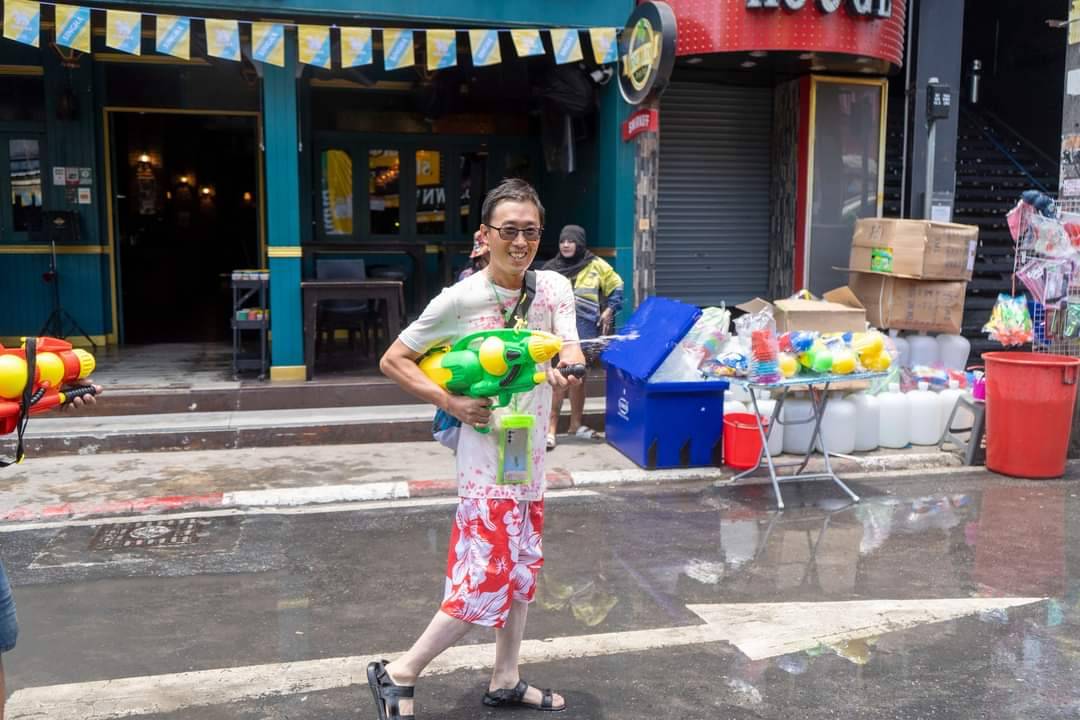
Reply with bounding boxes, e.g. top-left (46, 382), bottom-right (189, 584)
top-left (601, 297), bottom-right (701, 381)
